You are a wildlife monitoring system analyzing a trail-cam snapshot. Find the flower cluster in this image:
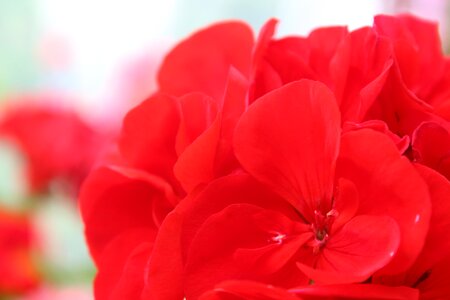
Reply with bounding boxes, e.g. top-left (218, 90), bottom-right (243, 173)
top-left (80, 14), bottom-right (450, 299)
